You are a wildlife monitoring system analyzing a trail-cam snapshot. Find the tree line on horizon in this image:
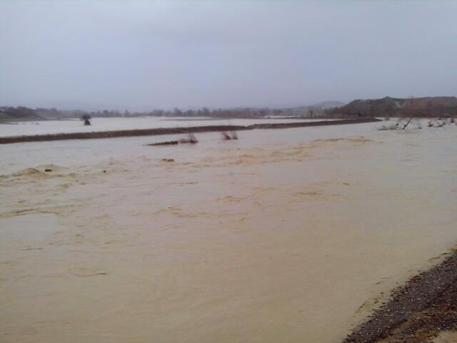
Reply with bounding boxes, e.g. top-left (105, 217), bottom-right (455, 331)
top-left (2, 96), bottom-right (457, 122)
top-left (0, 105), bottom-right (329, 122)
